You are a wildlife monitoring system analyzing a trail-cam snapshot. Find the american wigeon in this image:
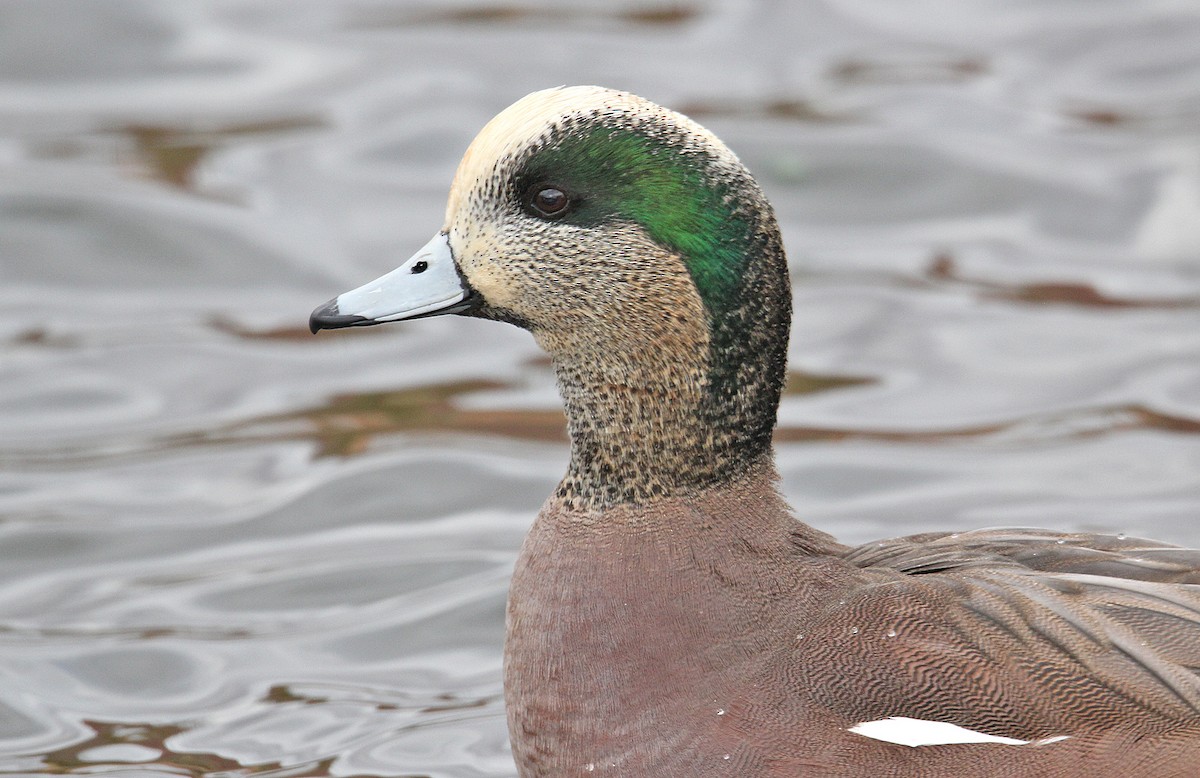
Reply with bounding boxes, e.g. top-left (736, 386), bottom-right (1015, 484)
top-left (311, 87), bottom-right (1200, 777)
